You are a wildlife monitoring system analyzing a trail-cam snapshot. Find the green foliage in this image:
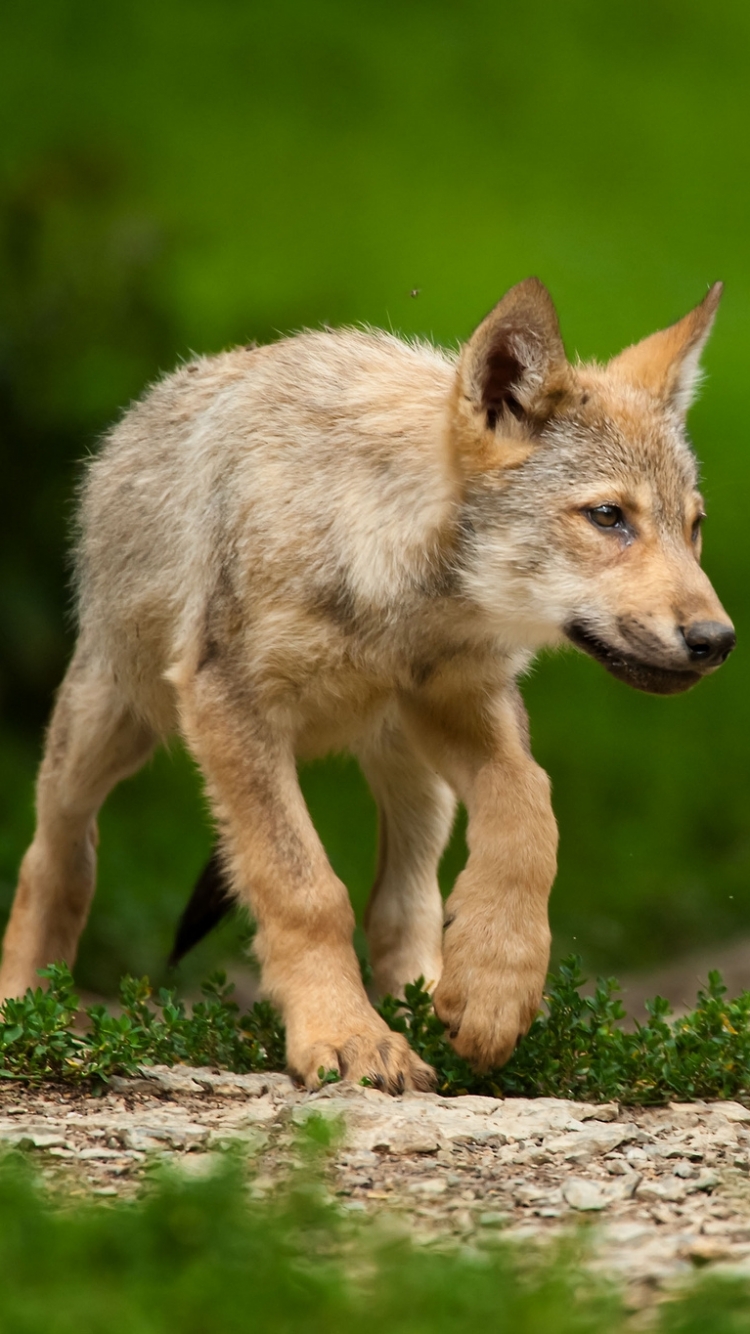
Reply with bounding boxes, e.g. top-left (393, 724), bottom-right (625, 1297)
top-left (4, 957), bottom-right (750, 1106)
top-left (387, 960), bottom-right (750, 1104)
top-left (0, 963), bottom-right (284, 1084)
top-left (0, 963), bottom-right (80, 1083)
